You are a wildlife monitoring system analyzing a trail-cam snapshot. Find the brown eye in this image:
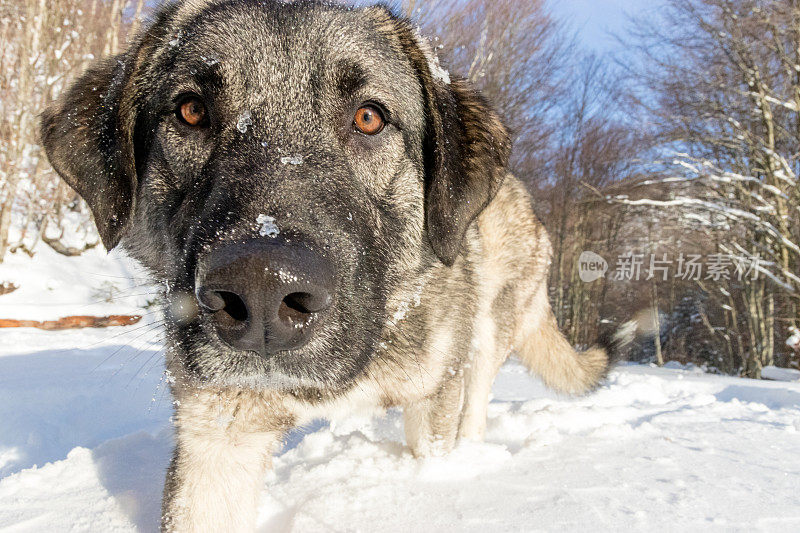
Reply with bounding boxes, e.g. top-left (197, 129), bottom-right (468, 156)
top-left (177, 96), bottom-right (208, 127)
top-left (353, 104), bottom-right (385, 135)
